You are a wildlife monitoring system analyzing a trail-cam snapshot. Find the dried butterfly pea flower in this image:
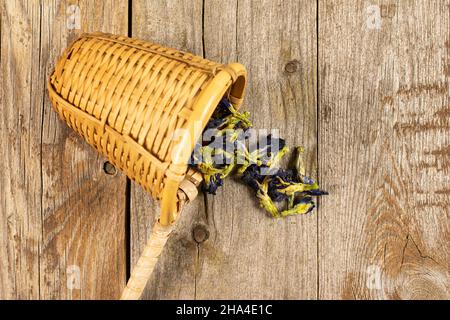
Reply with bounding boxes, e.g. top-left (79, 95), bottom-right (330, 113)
top-left (304, 189), bottom-right (329, 196)
top-left (268, 169), bottom-right (295, 202)
top-left (203, 173), bottom-right (224, 195)
top-left (280, 197), bottom-right (315, 217)
top-left (190, 98), bottom-right (327, 216)
top-left (235, 135), bottom-right (288, 175)
top-left (240, 164), bottom-right (264, 191)
top-left (211, 98), bottom-right (252, 132)
top-left (213, 98), bottom-right (233, 119)
top-left (205, 118), bottom-right (226, 130)
top-left (255, 177), bottom-right (280, 218)
top-left (192, 145), bottom-right (235, 194)
top-left (294, 146), bottom-right (306, 178)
